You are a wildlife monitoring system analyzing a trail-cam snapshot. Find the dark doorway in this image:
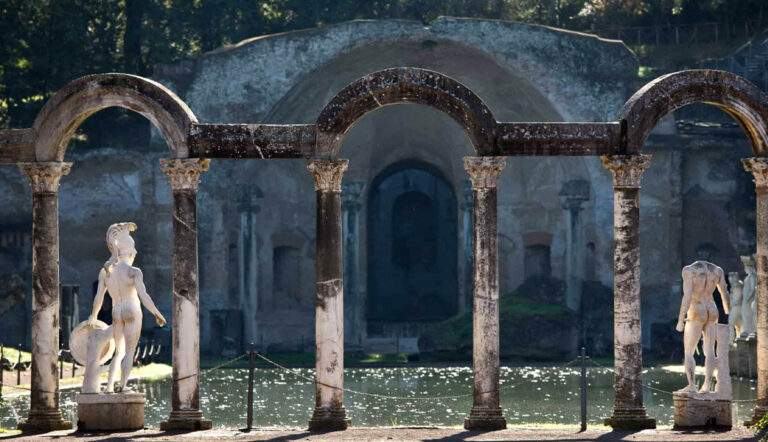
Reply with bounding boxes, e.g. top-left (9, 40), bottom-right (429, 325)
top-left (367, 160), bottom-right (458, 332)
